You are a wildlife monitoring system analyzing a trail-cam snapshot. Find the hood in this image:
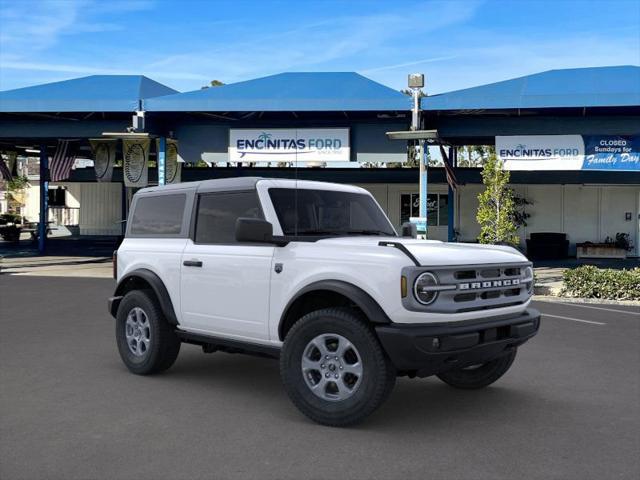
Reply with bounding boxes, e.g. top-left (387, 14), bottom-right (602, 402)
top-left (316, 237), bottom-right (528, 266)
